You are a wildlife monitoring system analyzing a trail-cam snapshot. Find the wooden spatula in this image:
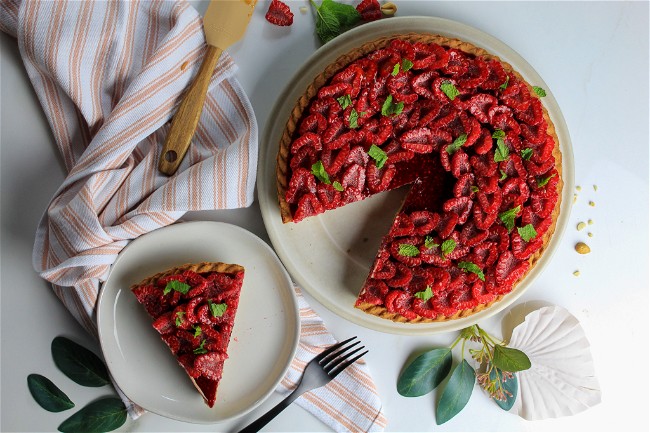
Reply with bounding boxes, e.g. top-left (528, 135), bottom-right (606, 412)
top-left (158, 0), bottom-right (257, 175)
